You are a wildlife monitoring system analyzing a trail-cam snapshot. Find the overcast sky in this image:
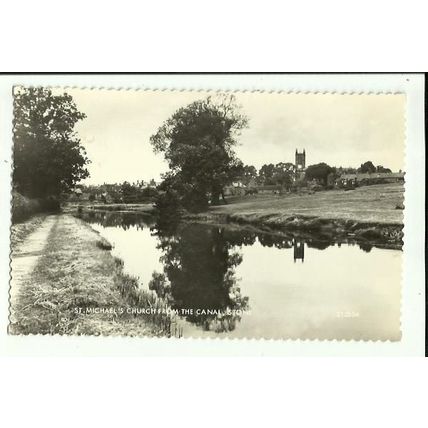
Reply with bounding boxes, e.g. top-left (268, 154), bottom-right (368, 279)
top-left (65, 89), bottom-right (405, 185)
